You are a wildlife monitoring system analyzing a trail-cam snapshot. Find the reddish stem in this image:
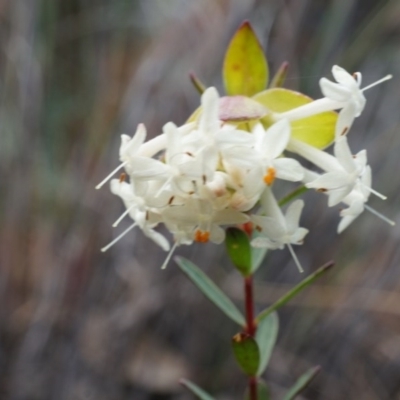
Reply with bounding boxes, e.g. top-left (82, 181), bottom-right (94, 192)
top-left (244, 275), bottom-right (257, 400)
top-left (244, 276), bottom-right (256, 336)
top-left (249, 377), bottom-right (257, 400)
